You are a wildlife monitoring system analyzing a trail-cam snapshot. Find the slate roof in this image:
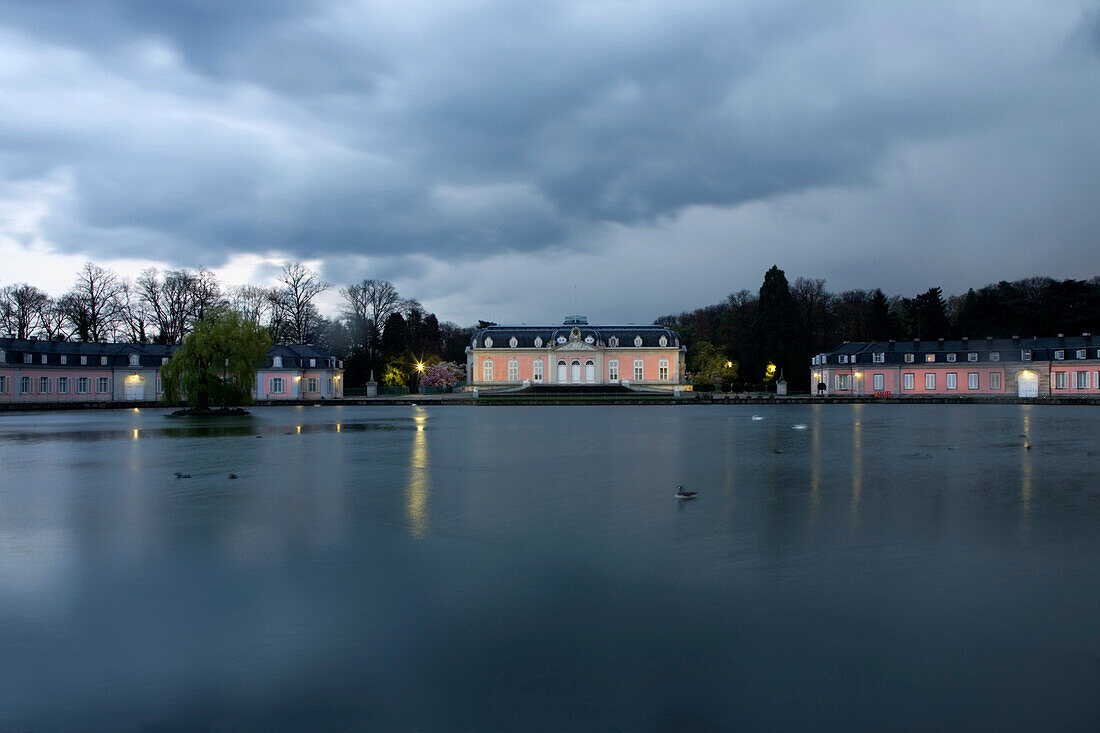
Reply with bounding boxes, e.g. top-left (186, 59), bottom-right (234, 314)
top-left (0, 338), bottom-right (341, 369)
top-left (816, 334), bottom-right (1099, 365)
top-left (471, 320), bottom-right (681, 349)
